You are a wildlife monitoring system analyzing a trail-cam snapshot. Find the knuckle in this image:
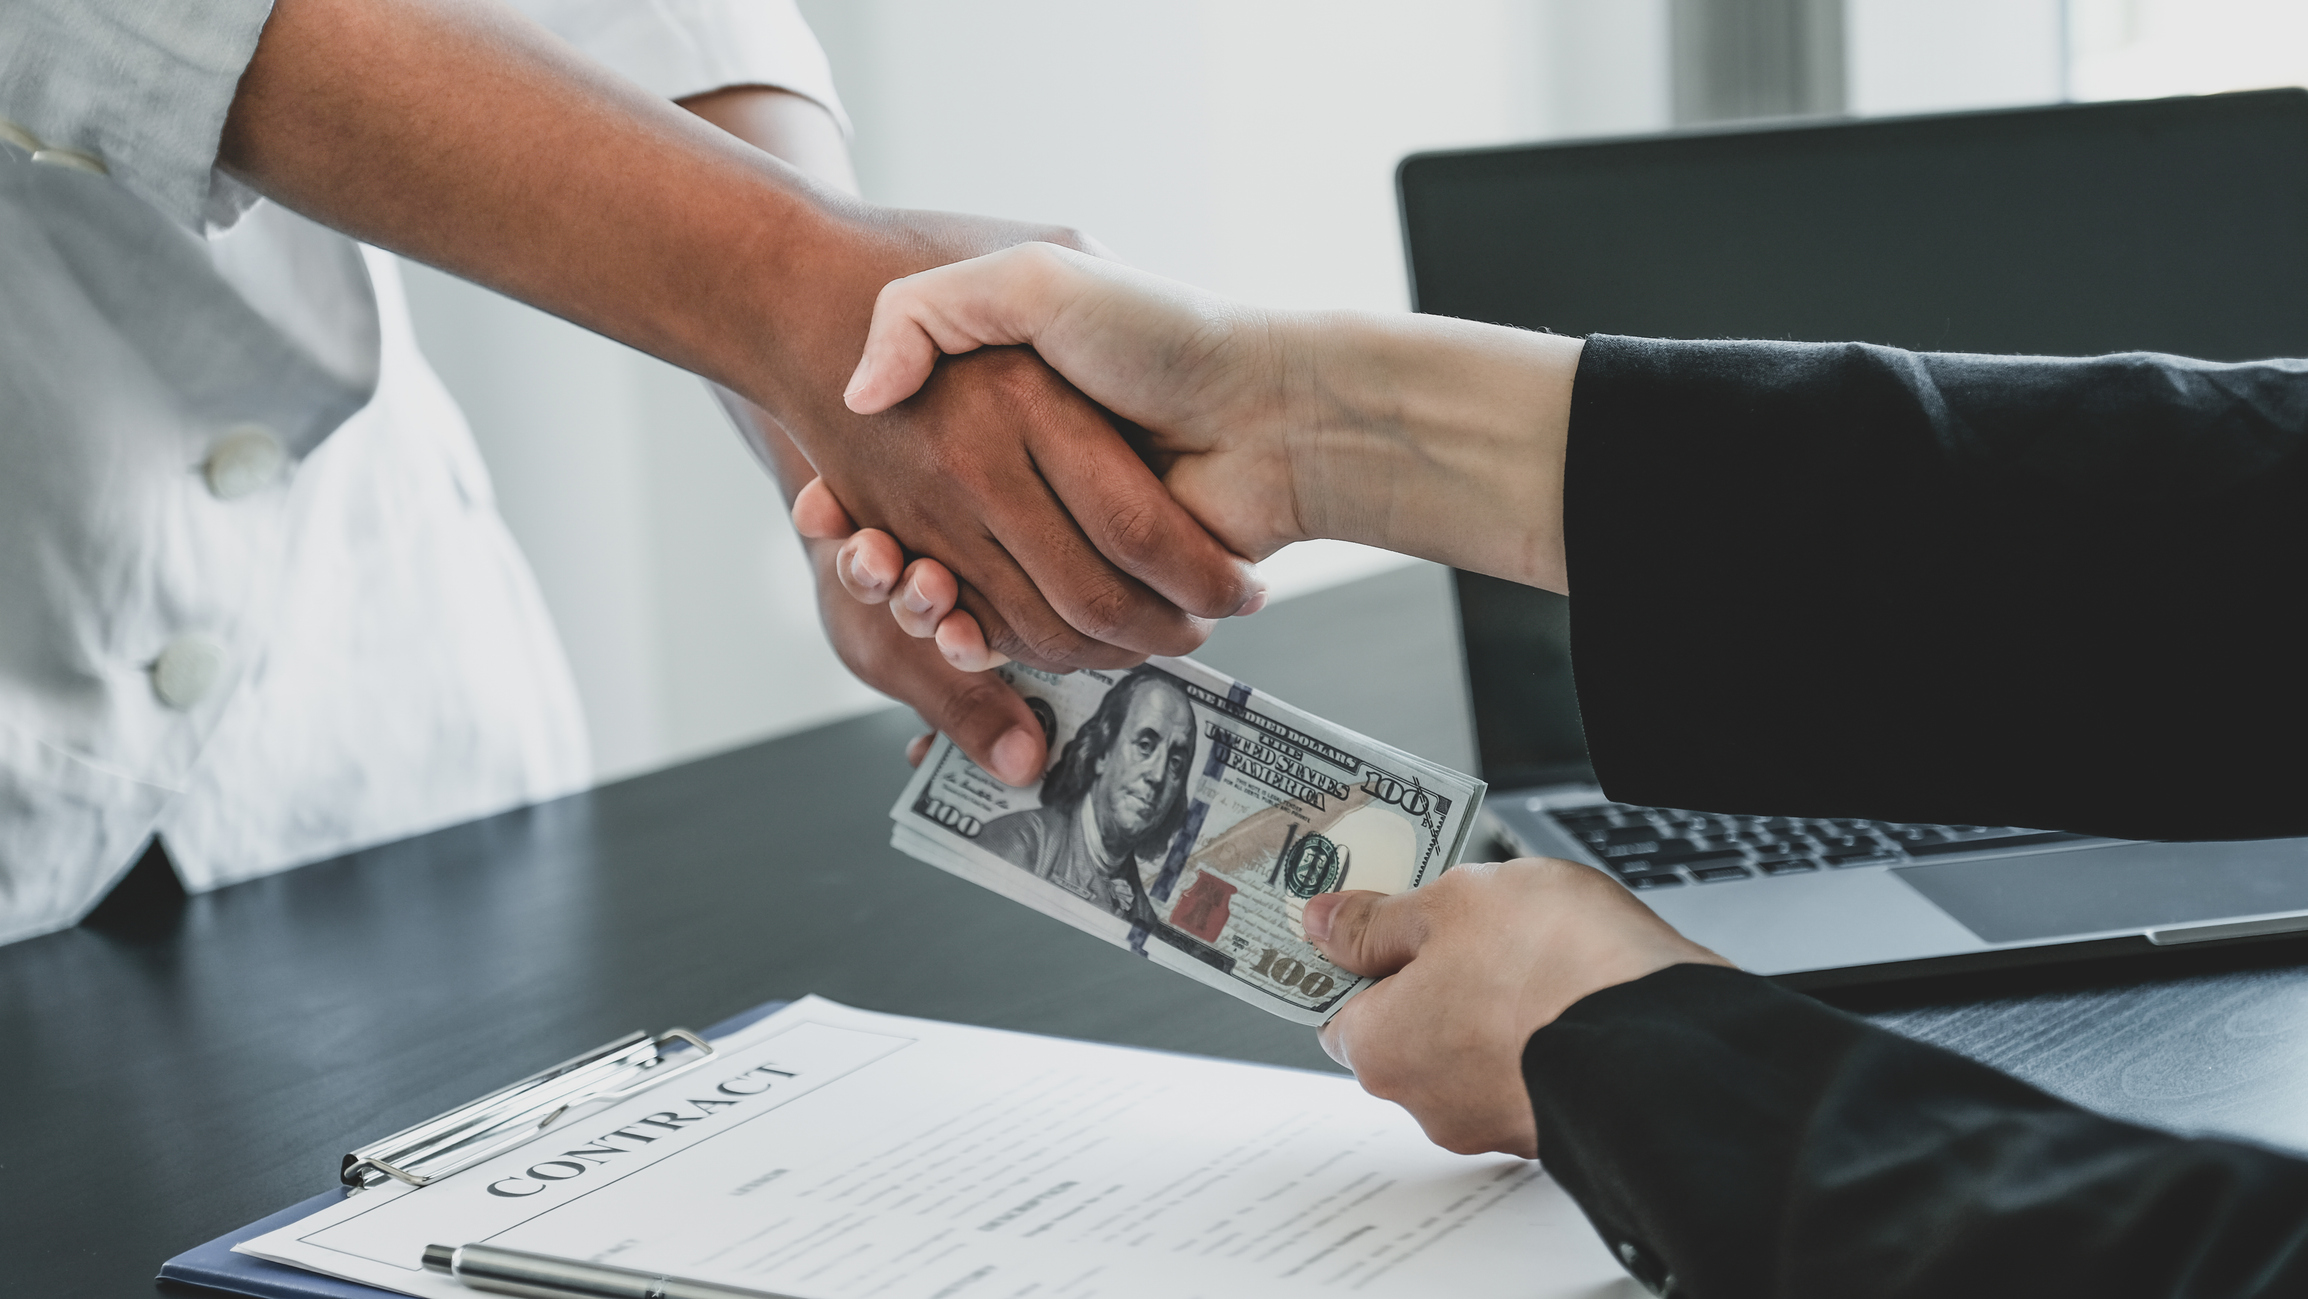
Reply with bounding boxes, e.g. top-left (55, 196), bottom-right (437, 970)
top-left (1064, 575), bottom-right (1140, 645)
top-left (913, 431), bottom-right (978, 480)
top-left (1430, 1124), bottom-right (1493, 1157)
top-left (1099, 498), bottom-right (1168, 572)
top-left (1424, 867), bottom-right (1487, 918)
top-left (1017, 240), bottom-right (1070, 280)
top-left (1003, 616), bottom-right (1090, 669)
top-left (1338, 897), bottom-right (1382, 956)
top-left (940, 672), bottom-right (1014, 726)
top-left (1354, 1058), bottom-right (1407, 1102)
